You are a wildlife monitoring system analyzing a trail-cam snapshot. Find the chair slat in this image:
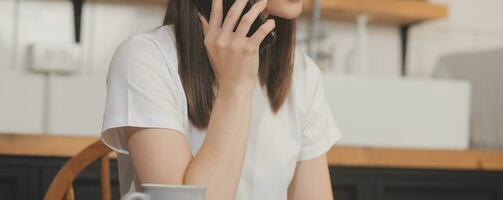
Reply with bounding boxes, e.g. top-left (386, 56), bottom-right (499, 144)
top-left (44, 140), bottom-right (112, 200)
top-left (101, 155), bottom-right (112, 200)
top-left (65, 185), bottom-right (75, 200)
